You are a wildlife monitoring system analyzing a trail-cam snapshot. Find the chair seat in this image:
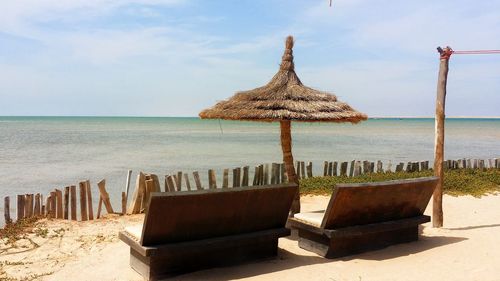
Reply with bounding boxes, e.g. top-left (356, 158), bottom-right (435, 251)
top-left (293, 211), bottom-right (324, 227)
top-left (125, 225), bottom-right (143, 241)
